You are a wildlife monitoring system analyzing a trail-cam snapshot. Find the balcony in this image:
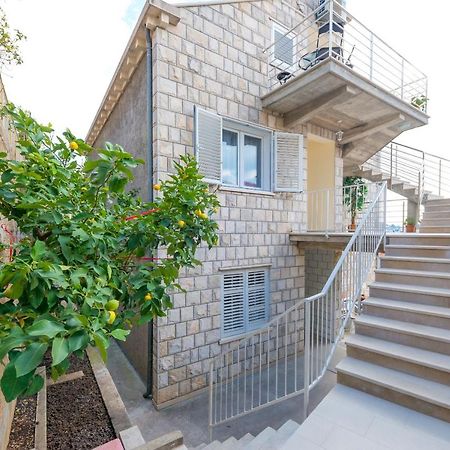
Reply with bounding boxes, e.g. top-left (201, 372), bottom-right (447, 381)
top-left (262, 0), bottom-right (428, 171)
